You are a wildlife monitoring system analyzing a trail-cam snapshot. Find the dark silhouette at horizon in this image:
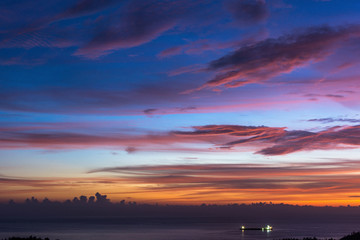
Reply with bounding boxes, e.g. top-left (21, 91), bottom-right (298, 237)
top-left (3, 232), bottom-right (360, 240)
top-left (2, 193), bottom-right (360, 224)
